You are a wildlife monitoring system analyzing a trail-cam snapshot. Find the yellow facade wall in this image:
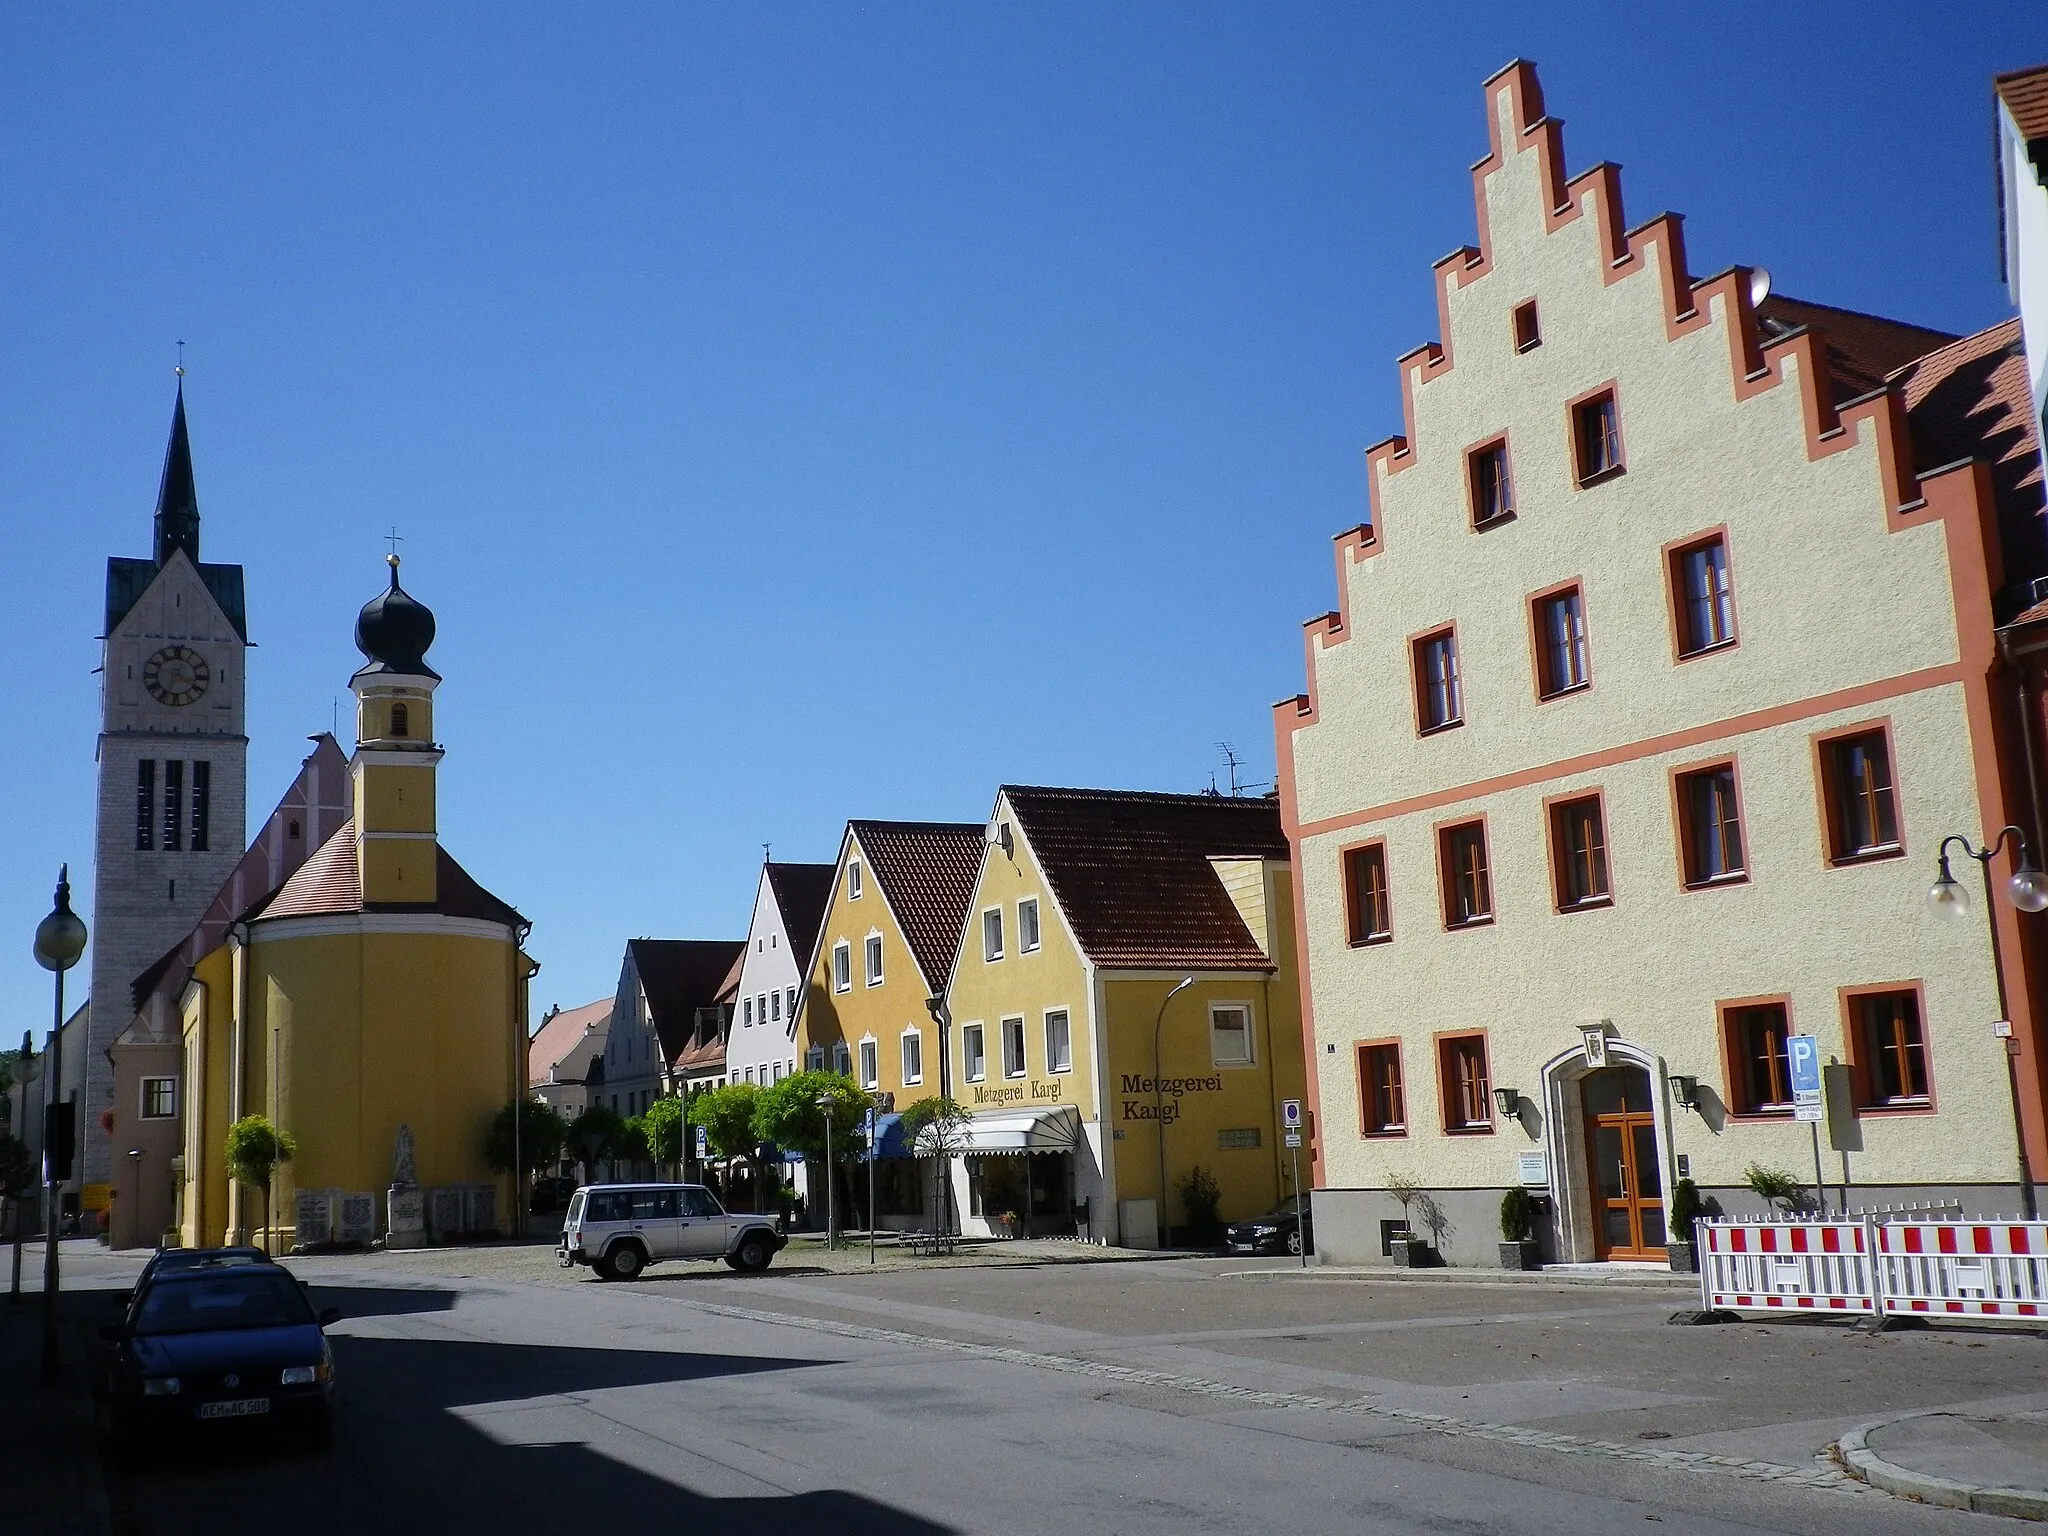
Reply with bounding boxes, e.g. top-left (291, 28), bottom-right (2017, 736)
top-left (357, 765), bottom-right (437, 833)
top-left (359, 836), bottom-right (439, 905)
top-left (179, 918), bottom-right (522, 1248)
top-left (797, 834), bottom-right (944, 1109)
